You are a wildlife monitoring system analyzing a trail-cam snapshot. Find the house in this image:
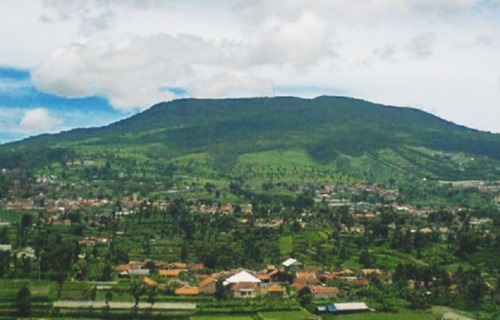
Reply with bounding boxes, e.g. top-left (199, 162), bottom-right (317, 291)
top-left (361, 269), bottom-right (381, 277)
top-left (354, 278), bottom-right (369, 287)
top-left (419, 227), bottom-right (433, 234)
top-left (308, 285), bottom-right (340, 298)
top-left (292, 270), bottom-right (319, 290)
top-left (317, 302), bottom-right (369, 314)
top-left (231, 282), bottom-right (261, 298)
top-left (175, 285), bottom-right (199, 296)
top-left (268, 268), bottom-right (280, 282)
top-left (282, 258), bottom-right (303, 271)
top-left (189, 263), bottom-right (205, 272)
top-left (257, 273), bottom-right (271, 286)
top-left (198, 276), bottom-right (217, 295)
top-left (168, 262), bottom-right (188, 270)
top-left (114, 264), bottom-right (128, 273)
top-left (121, 268), bottom-right (150, 277)
top-left (0, 244), bottom-right (12, 251)
top-left (141, 276), bottom-right (158, 287)
top-left (16, 247), bottom-right (36, 259)
top-left (222, 270), bottom-right (262, 298)
top-left (159, 269), bottom-right (181, 278)
top-left (223, 270), bottom-right (261, 286)
top-left (331, 302), bottom-right (369, 314)
top-left (267, 283), bottom-right (285, 298)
